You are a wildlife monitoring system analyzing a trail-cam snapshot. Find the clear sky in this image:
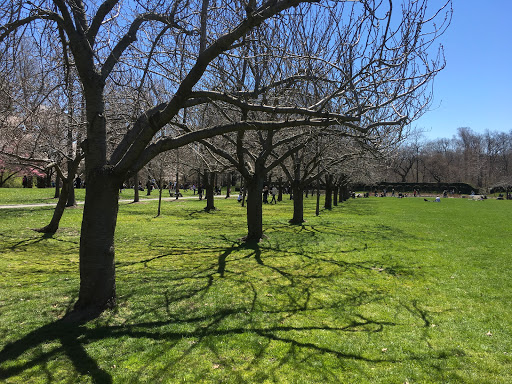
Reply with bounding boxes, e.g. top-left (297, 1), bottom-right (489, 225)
top-left (413, 0), bottom-right (512, 140)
